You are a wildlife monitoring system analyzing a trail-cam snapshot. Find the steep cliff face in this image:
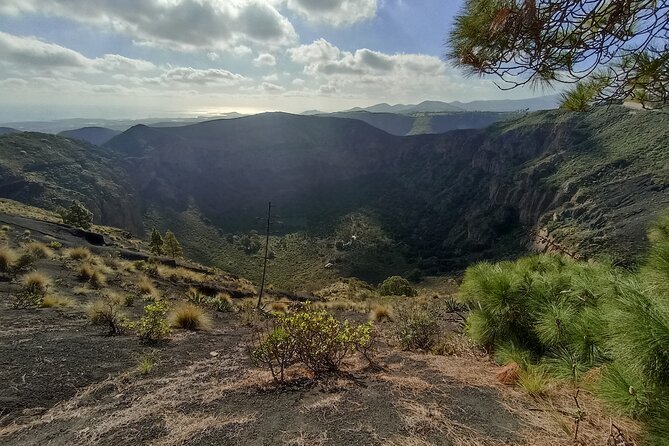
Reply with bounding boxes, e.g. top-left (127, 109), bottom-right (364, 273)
top-left (0, 133), bottom-right (143, 233)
